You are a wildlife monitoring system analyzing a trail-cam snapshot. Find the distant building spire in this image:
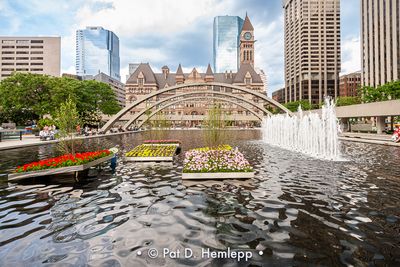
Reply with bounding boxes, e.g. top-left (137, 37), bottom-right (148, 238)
top-left (242, 13), bottom-right (254, 31)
